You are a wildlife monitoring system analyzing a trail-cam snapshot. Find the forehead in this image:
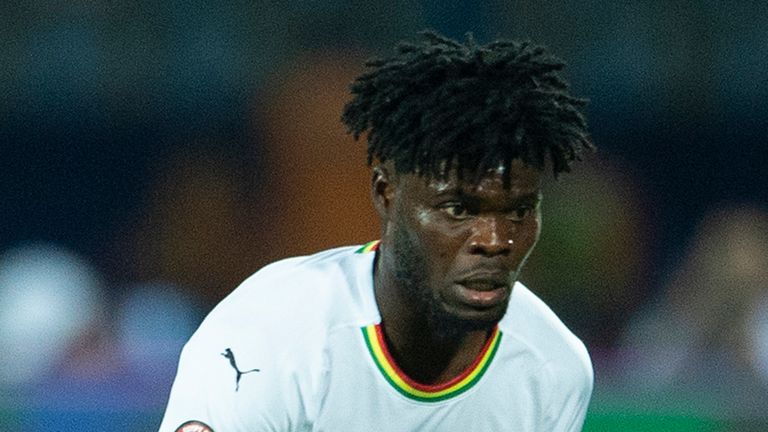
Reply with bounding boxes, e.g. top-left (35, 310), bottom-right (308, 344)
top-left (402, 160), bottom-right (542, 198)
